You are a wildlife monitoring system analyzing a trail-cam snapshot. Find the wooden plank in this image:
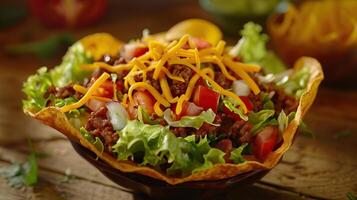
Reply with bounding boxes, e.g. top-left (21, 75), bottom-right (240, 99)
top-left (0, 140), bottom-right (117, 188)
top-left (0, 159), bottom-right (311, 200)
top-left (0, 135), bottom-right (354, 200)
top-left (0, 161), bottom-right (134, 200)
